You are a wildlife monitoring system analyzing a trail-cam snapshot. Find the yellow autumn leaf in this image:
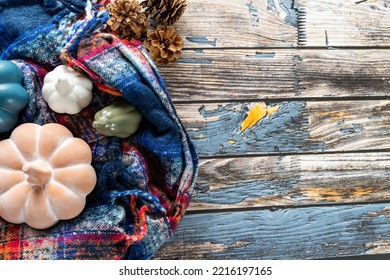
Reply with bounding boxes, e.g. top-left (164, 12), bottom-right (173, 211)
top-left (240, 103), bottom-right (267, 132)
top-left (267, 104), bottom-right (280, 116)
